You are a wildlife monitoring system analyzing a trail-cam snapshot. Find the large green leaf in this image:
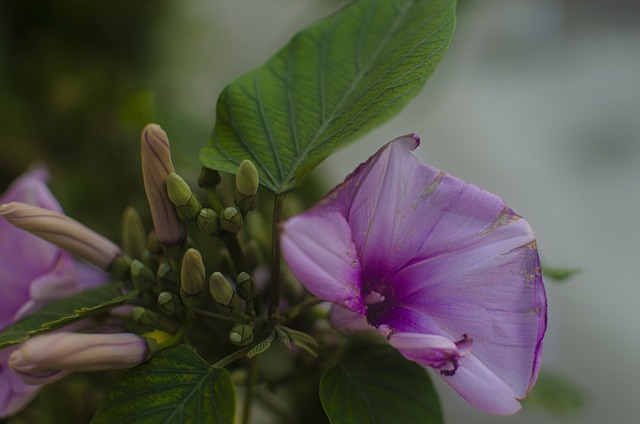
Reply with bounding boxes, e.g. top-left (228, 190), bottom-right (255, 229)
top-left (200, 0), bottom-right (456, 193)
top-left (320, 343), bottom-right (442, 424)
top-left (0, 282), bottom-right (137, 349)
top-left (91, 345), bottom-right (235, 424)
